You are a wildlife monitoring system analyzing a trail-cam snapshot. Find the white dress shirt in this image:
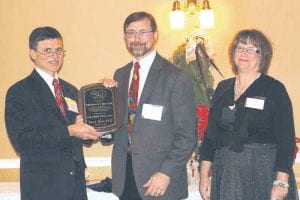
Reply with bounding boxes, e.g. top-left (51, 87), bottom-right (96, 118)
top-left (35, 67), bottom-right (59, 97)
top-left (129, 50), bottom-right (156, 103)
